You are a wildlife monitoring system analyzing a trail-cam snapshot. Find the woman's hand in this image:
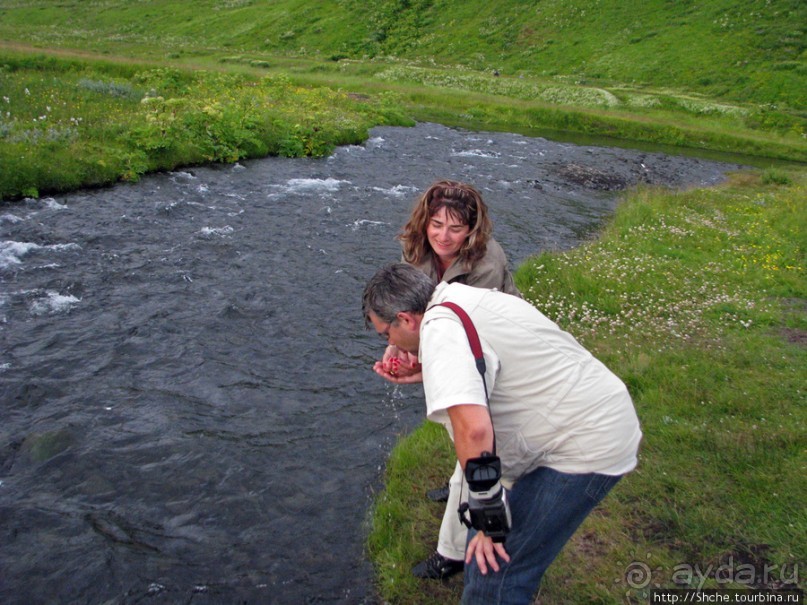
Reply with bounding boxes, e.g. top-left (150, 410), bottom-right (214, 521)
top-left (465, 531), bottom-right (510, 575)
